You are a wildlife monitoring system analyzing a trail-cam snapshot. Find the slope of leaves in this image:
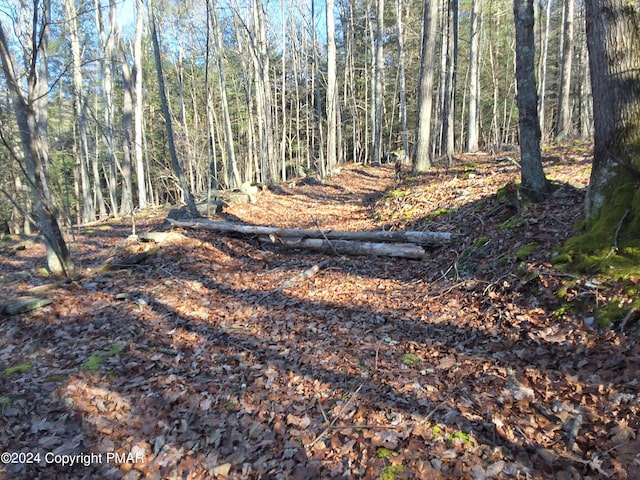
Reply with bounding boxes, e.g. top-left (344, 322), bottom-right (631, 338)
top-left (1, 145), bottom-right (639, 479)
